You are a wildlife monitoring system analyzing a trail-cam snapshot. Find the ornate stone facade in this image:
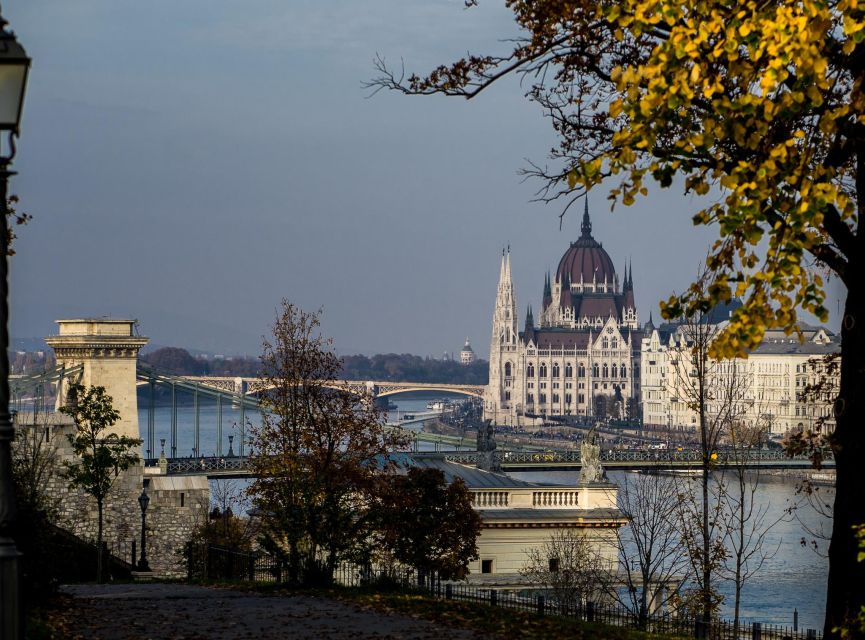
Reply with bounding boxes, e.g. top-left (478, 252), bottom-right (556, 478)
top-left (640, 315), bottom-right (840, 435)
top-left (486, 204), bottom-right (643, 425)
